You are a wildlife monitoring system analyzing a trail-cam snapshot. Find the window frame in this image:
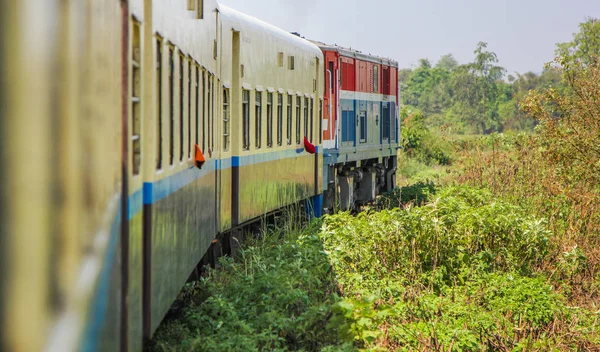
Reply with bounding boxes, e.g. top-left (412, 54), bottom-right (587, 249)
top-left (277, 93), bottom-right (283, 146)
top-left (131, 18), bottom-right (142, 175)
top-left (286, 94), bottom-right (293, 145)
top-left (303, 97), bottom-right (309, 140)
top-left (179, 52), bottom-right (185, 162)
top-left (156, 35), bottom-right (163, 170)
top-left (266, 92), bottom-right (273, 148)
top-left (295, 96), bottom-right (301, 145)
top-left (168, 44), bottom-right (175, 165)
top-left (242, 90), bottom-right (250, 150)
top-left (223, 87), bottom-right (230, 151)
top-left (255, 91), bottom-right (262, 149)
